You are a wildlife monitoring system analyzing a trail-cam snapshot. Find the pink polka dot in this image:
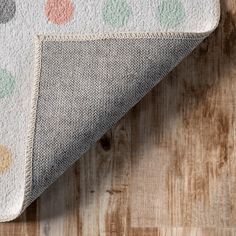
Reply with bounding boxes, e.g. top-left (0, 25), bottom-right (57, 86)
top-left (45, 0), bottom-right (75, 25)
